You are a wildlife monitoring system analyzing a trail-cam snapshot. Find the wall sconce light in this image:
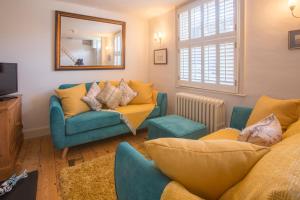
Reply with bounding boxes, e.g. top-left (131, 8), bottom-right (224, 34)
top-left (289, 0), bottom-right (300, 18)
top-left (154, 32), bottom-right (163, 46)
